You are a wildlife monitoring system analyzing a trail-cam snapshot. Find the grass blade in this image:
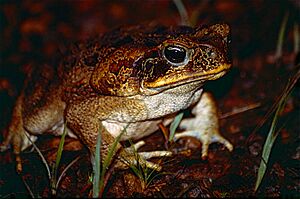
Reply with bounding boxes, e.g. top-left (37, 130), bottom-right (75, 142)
top-left (169, 112), bottom-right (184, 142)
top-left (51, 122), bottom-right (67, 195)
top-left (294, 22), bottom-right (299, 53)
top-left (100, 126), bottom-right (126, 189)
top-left (275, 12), bottom-right (289, 59)
top-left (254, 95), bottom-right (285, 192)
top-left (92, 123), bottom-right (127, 197)
top-left (254, 68), bottom-right (300, 192)
top-left (92, 124), bottom-right (102, 198)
